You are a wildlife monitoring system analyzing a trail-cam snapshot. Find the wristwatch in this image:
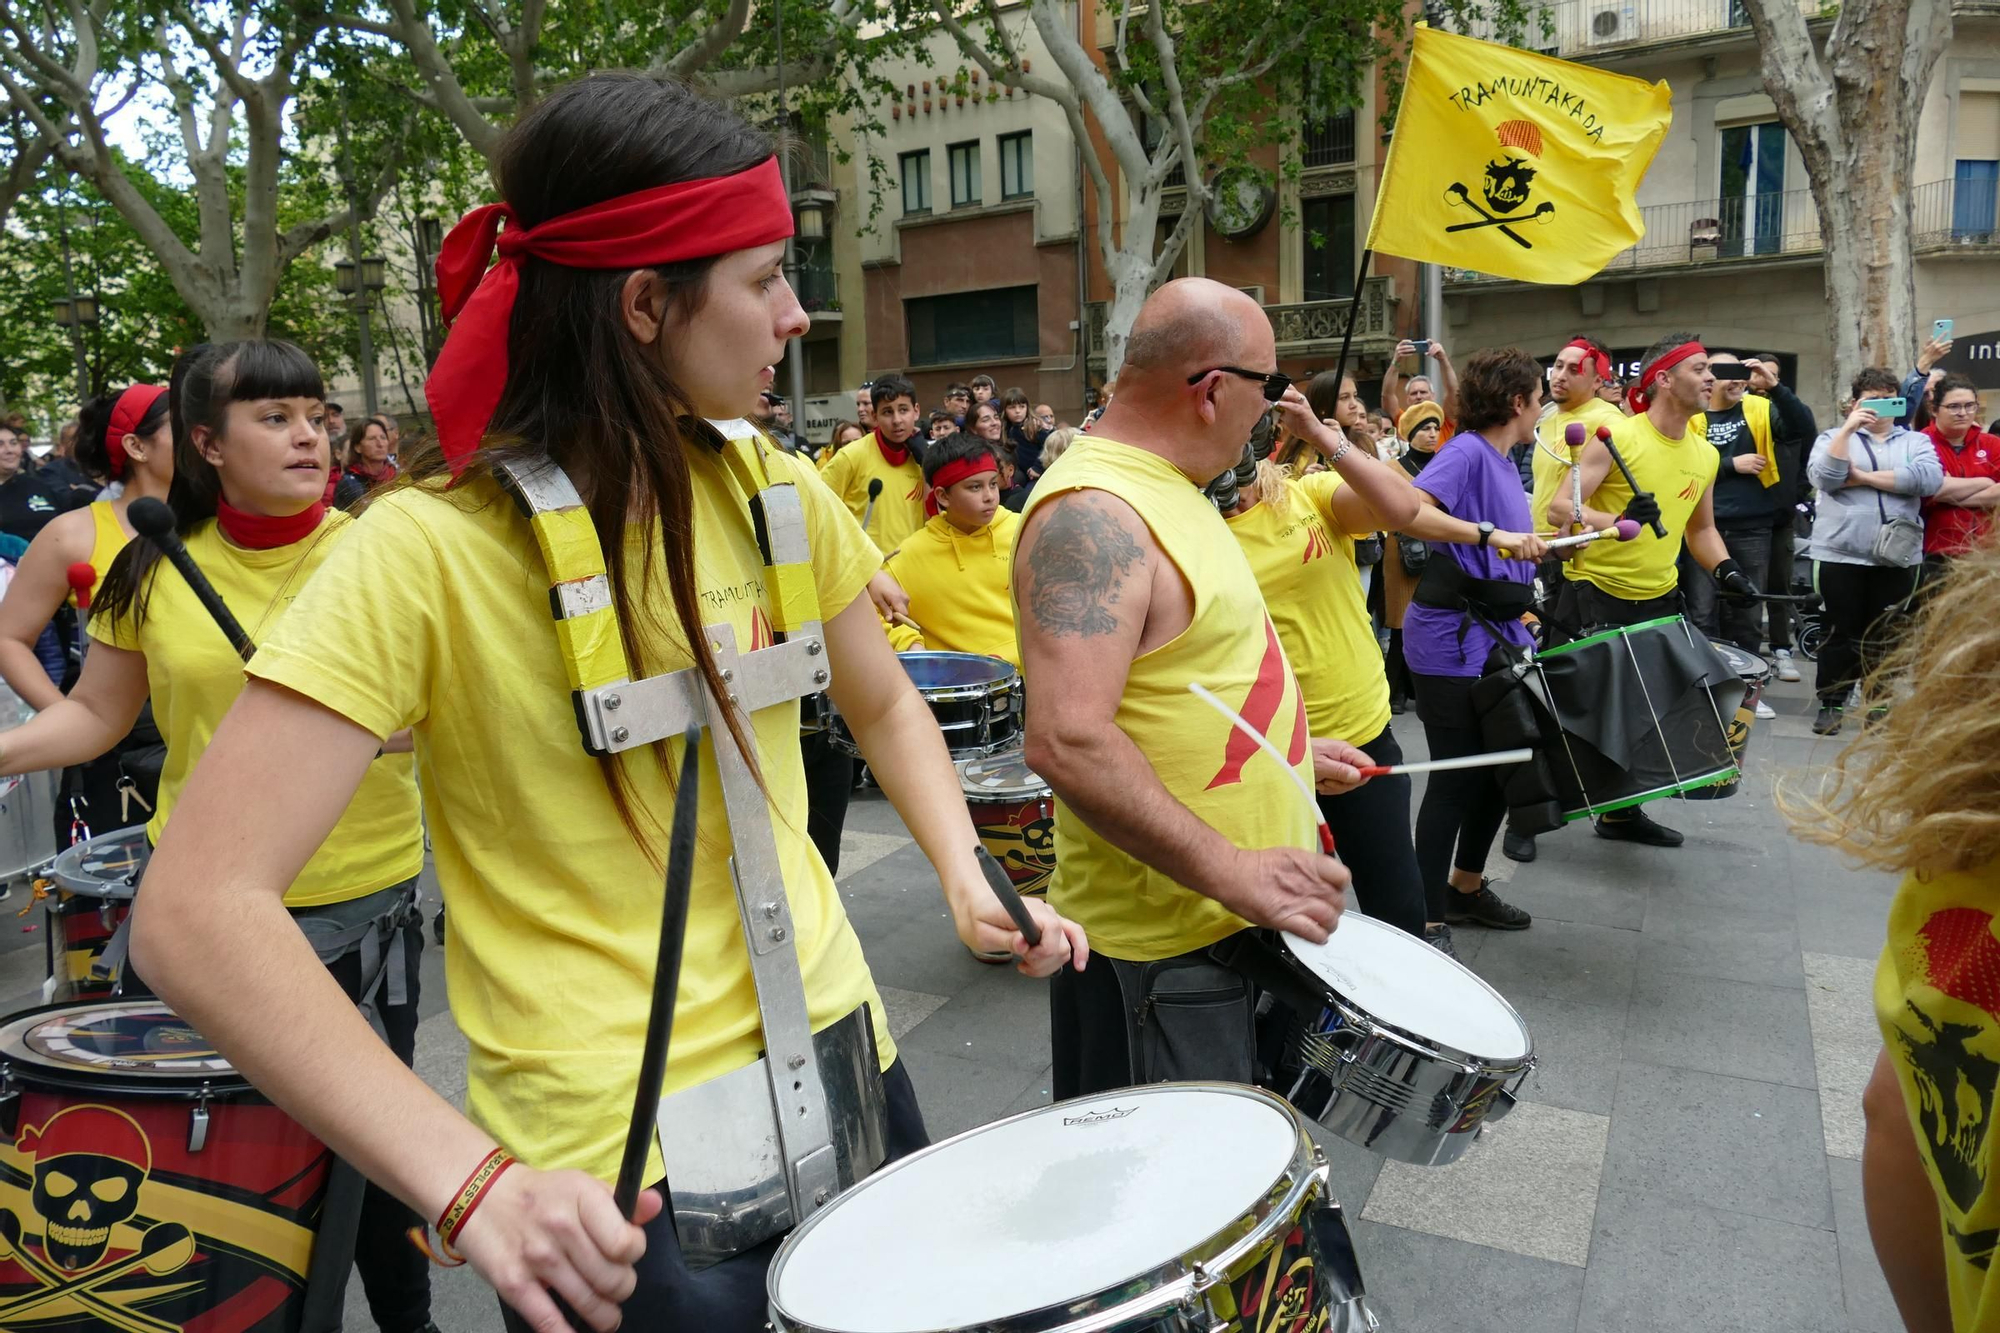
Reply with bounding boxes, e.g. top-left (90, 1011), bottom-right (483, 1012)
top-left (1477, 521), bottom-right (1496, 548)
